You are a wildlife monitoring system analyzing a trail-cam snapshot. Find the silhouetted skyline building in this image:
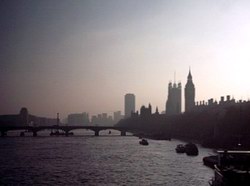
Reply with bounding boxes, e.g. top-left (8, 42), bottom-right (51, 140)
top-left (193, 95), bottom-right (247, 112)
top-left (130, 104), bottom-right (160, 118)
top-left (185, 69), bottom-right (195, 112)
top-left (125, 93), bottom-right (135, 118)
top-left (0, 107), bottom-right (58, 127)
top-left (67, 112), bottom-right (90, 126)
top-left (166, 81), bottom-right (182, 115)
top-left (140, 103), bottom-right (152, 117)
top-left (91, 113), bottom-right (114, 126)
top-left (113, 111), bottom-right (123, 123)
